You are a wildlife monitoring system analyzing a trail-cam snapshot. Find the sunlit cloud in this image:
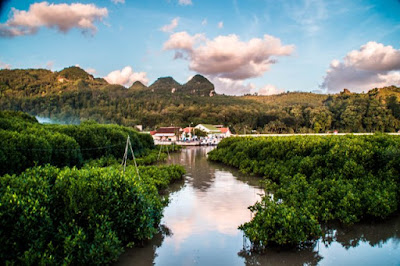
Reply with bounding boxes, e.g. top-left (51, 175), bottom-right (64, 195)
top-left (257, 84), bottom-right (285, 95)
top-left (210, 77), bottom-right (256, 95)
top-left (164, 31), bottom-right (295, 80)
top-left (160, 17), bottom-right (179, 33)
top-left (0, 2), bottom-right (108, 37)
top-left (104, 66), bottom-right (149, 87)
top-left (322, 41), bottom-right (400, 92)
